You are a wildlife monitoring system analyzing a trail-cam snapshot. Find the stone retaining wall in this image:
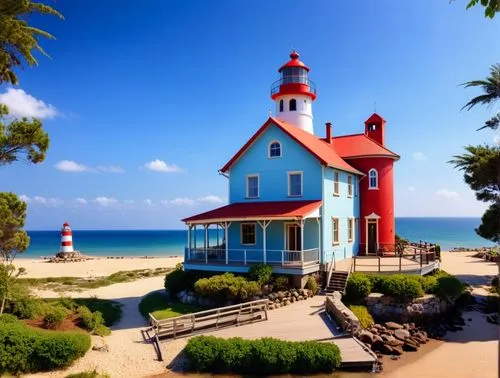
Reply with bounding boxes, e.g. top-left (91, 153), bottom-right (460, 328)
top-left (365, 293), bottom-right (450, 322)
top-left (325, 292), bottom-right (360, 335)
